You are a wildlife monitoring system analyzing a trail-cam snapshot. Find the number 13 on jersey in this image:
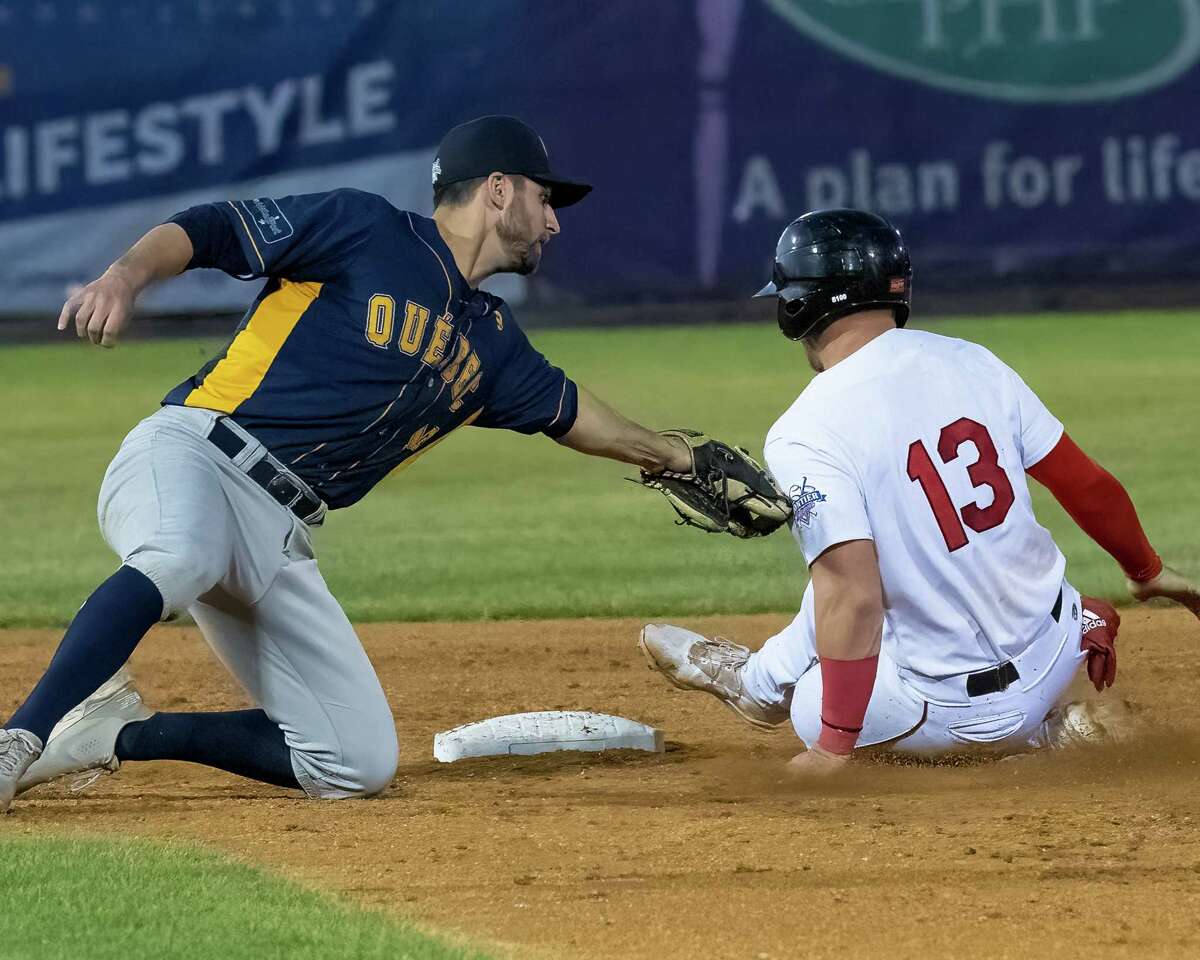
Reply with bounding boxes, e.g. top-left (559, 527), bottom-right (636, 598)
top-left (907, 417), bottom-right (1016, 552)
